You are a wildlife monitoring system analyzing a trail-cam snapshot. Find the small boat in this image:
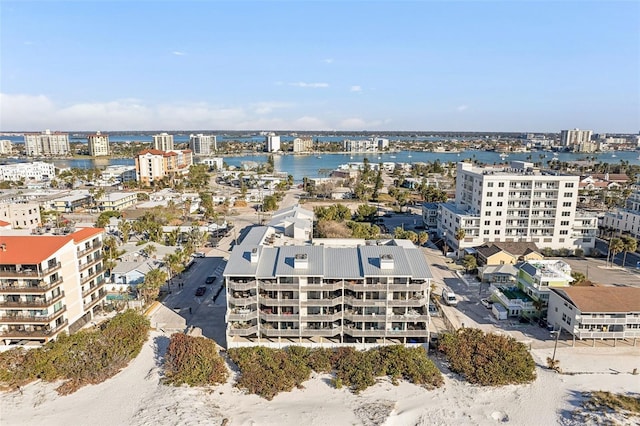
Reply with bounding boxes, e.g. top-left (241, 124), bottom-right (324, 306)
top-left (611, 154), bottom-right (617, 158)
top-left (408, 154), bottom-right (412, 158)
top-left (316, 156), bottom-right (322, 159)
top-left (377, 156), bottom-right (381, 160)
